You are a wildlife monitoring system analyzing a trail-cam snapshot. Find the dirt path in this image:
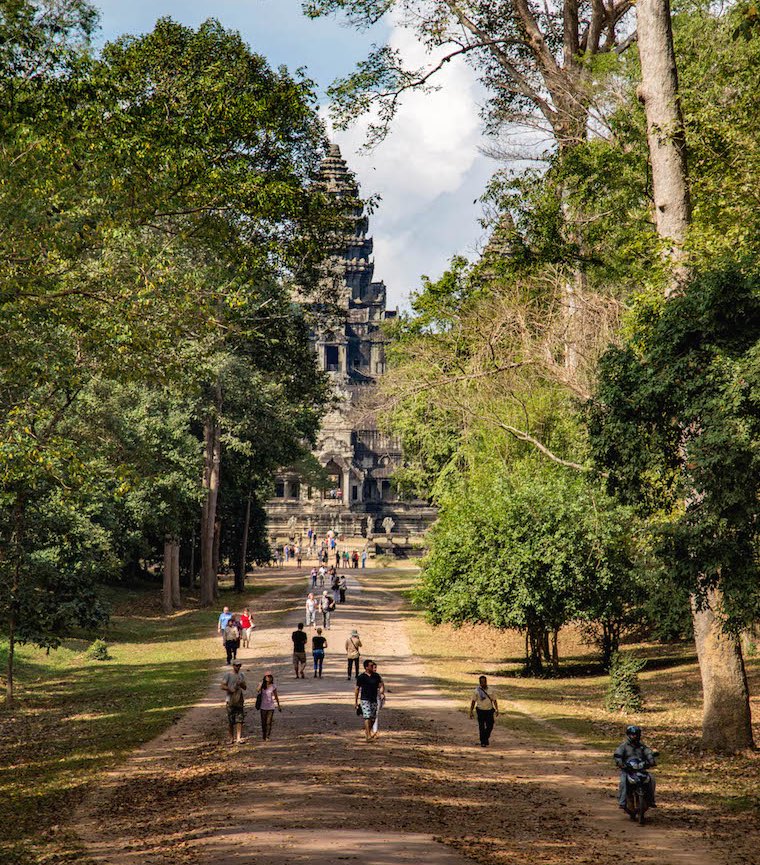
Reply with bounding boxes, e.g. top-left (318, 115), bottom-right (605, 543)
top-left (75, 568), bottom-right (720, 865)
